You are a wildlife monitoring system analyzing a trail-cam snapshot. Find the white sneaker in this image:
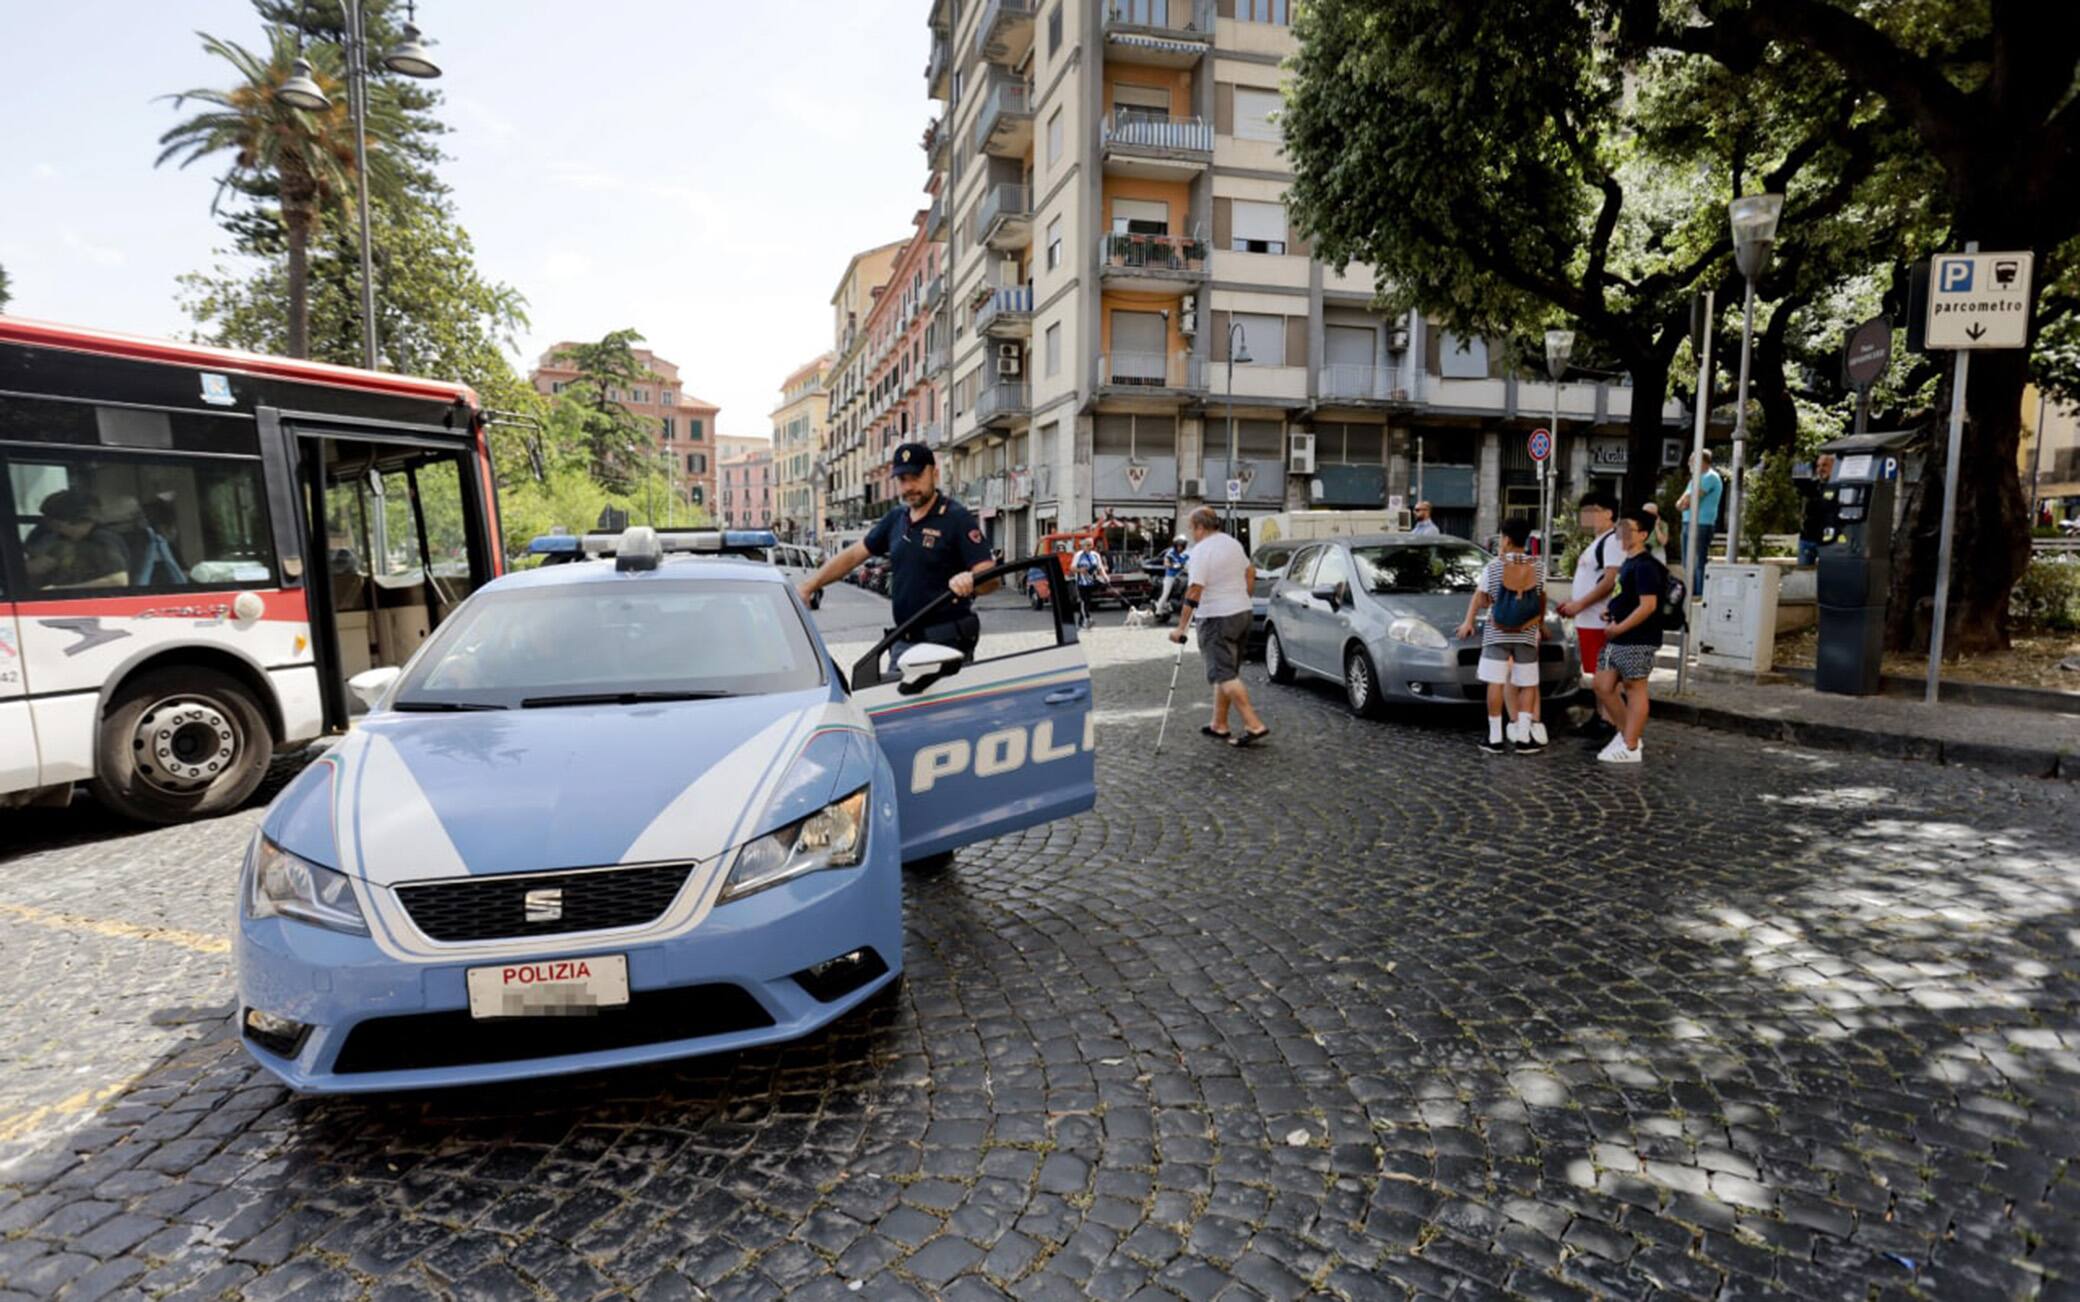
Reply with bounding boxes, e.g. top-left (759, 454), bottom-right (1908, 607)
top-left (1506, 720), bottom-right (1526, 744)
top-left (1598, 738), bottom-right (1644, 764)
top-left (1529, 721), bottom-right (1549, 747)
